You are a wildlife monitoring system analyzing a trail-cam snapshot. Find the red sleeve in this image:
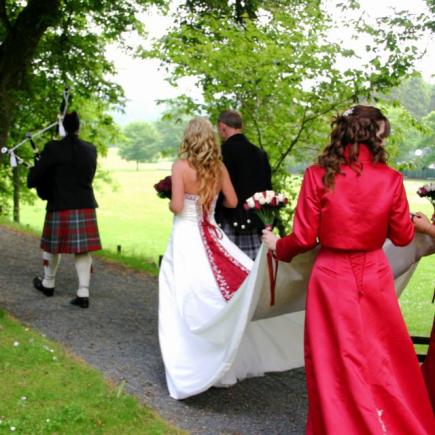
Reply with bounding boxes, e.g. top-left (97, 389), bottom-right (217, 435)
top-left (275, 167), bottom-right (320, 262)
top-left (387, 175), bottom-right (414, 246)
